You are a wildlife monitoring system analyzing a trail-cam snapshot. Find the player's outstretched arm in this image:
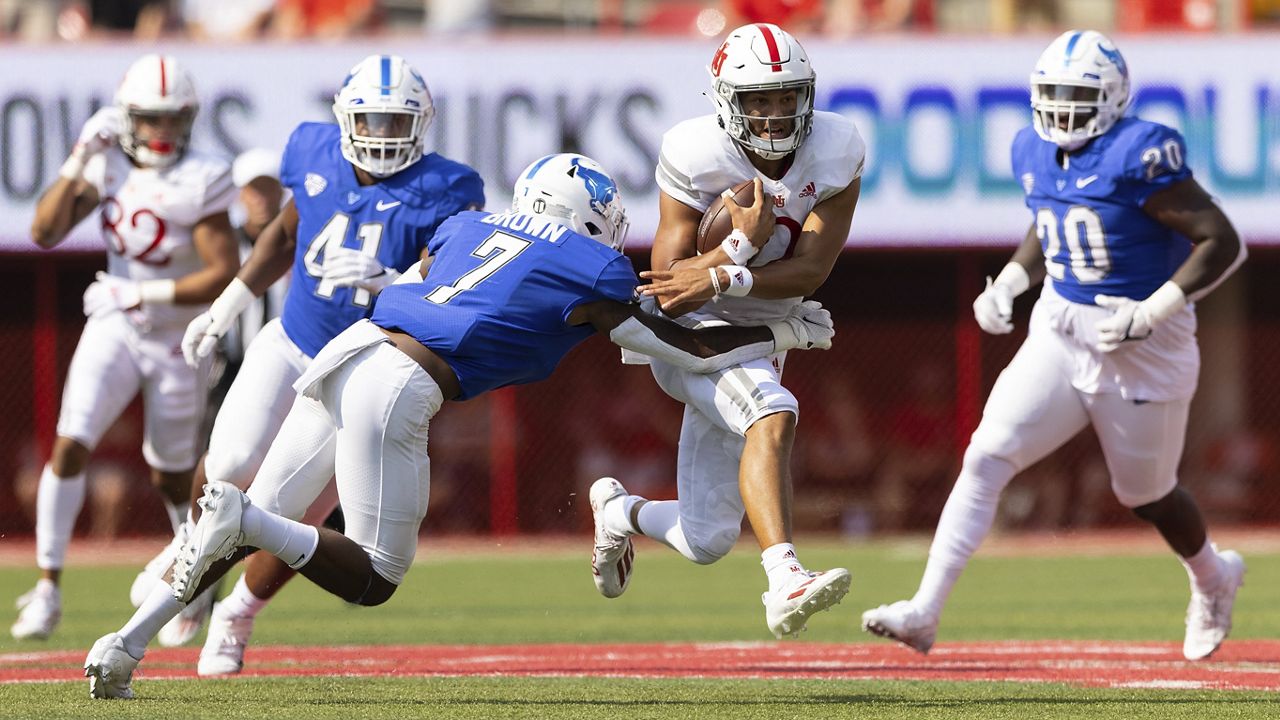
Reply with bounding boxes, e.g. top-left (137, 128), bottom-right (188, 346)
top-left (573, 299), bottom-right (833, 374)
